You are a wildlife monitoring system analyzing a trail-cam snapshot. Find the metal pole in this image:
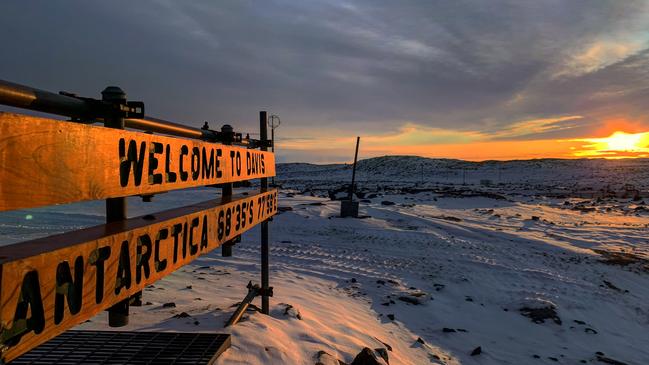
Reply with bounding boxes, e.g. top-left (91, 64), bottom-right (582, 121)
top-left (102, 86), bottom-right (130, 327)
top-left (271, 127), bottom-right (275, 186)
top-left (221, 124), bottom-right (235, 257)
top-left (225, 282), bottom-right (260, 327)
top-left (348, 136), bottom-right (360, 201)
top-left (271, 127), bottom-right (275, 154)
top-left (124, 116), bottom-right (206, 140)
top-left (268, 115), bottom-right (280, 186)
top-left (0, 79), bottom-right (94, 117)
top-left (260, 111), bottom-right (270, 315)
